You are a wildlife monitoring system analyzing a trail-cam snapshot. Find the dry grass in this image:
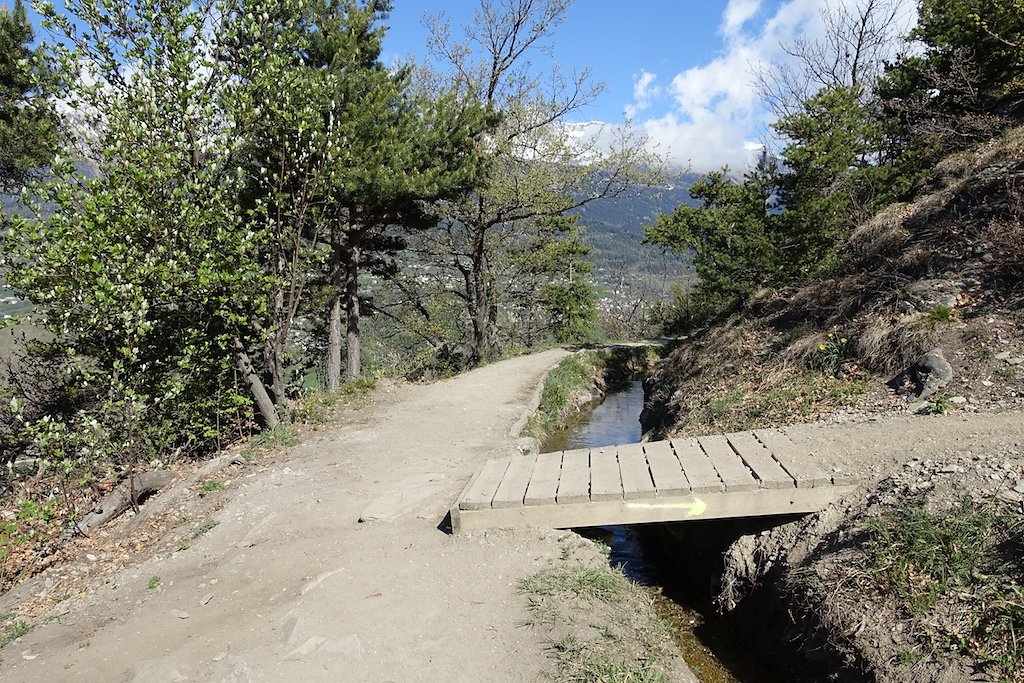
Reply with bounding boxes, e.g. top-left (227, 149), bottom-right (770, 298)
top-left (848, 203), bottom-right (912, 260)
top-left (856, 317), bottom-right (937, 375)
